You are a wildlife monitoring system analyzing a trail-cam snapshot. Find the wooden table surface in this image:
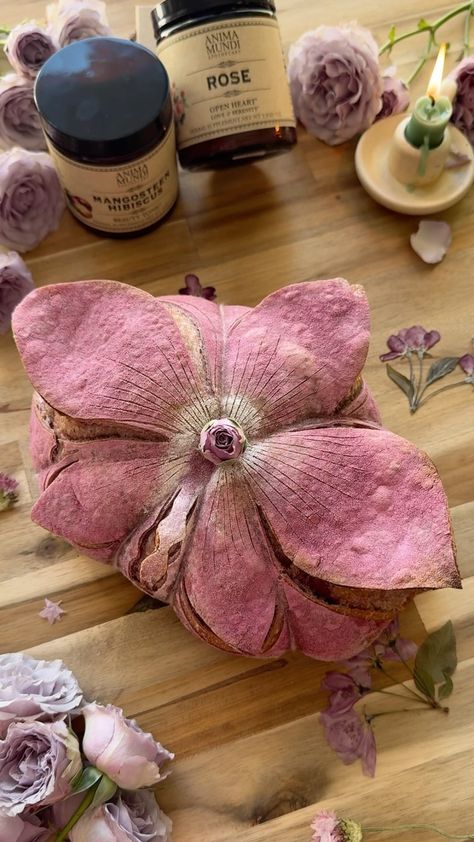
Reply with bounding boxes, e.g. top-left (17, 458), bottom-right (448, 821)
top-left (1, 2), bottom-right (474, 840)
